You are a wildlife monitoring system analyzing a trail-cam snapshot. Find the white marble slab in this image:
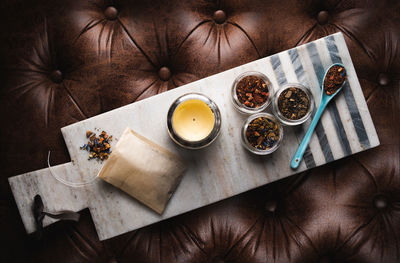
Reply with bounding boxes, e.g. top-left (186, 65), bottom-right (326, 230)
top-left (9, 33), bottom-right (379, 241)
